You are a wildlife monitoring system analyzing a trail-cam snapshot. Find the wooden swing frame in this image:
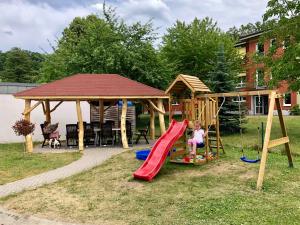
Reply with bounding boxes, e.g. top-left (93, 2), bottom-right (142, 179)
top-left (200, 90), bottom-right (294, 190)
